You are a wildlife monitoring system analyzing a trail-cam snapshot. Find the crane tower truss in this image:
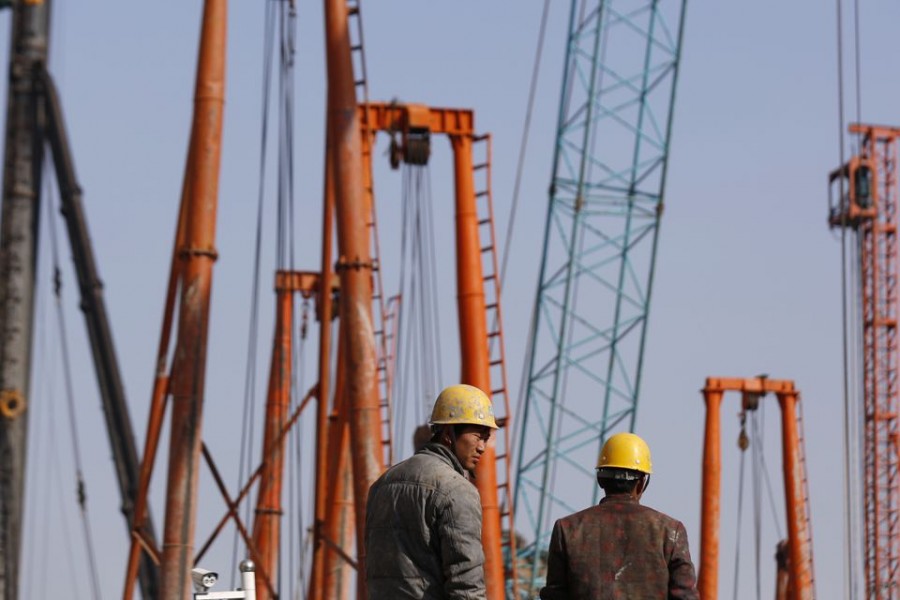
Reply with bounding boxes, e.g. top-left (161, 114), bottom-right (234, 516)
top-left (829, 124), bottom-right (900, 599)
top-left (513, 0), bottom-right (687, 592)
